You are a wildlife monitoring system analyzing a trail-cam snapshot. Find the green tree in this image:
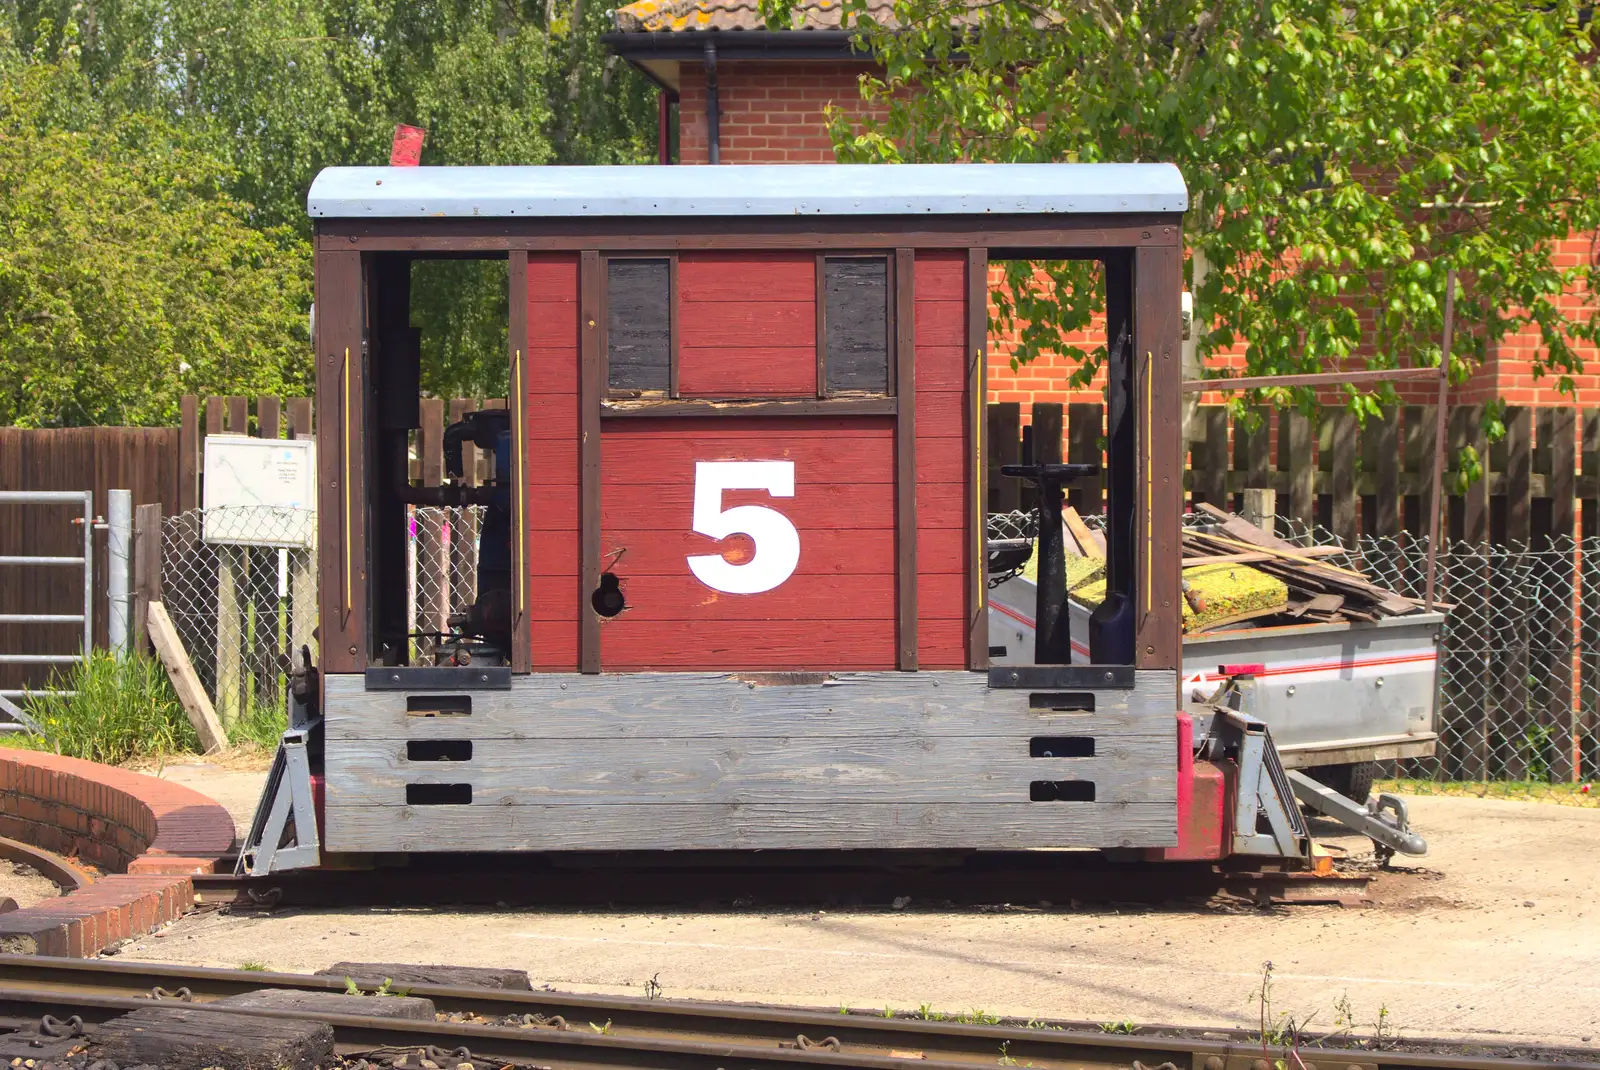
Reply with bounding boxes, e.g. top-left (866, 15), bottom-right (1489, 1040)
top-left (0, 41), bottom-right (311, 427)
top-left (10, 0), bottom-right (657, 404)
top-left (768, 0), bottom-right (1600, 422)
